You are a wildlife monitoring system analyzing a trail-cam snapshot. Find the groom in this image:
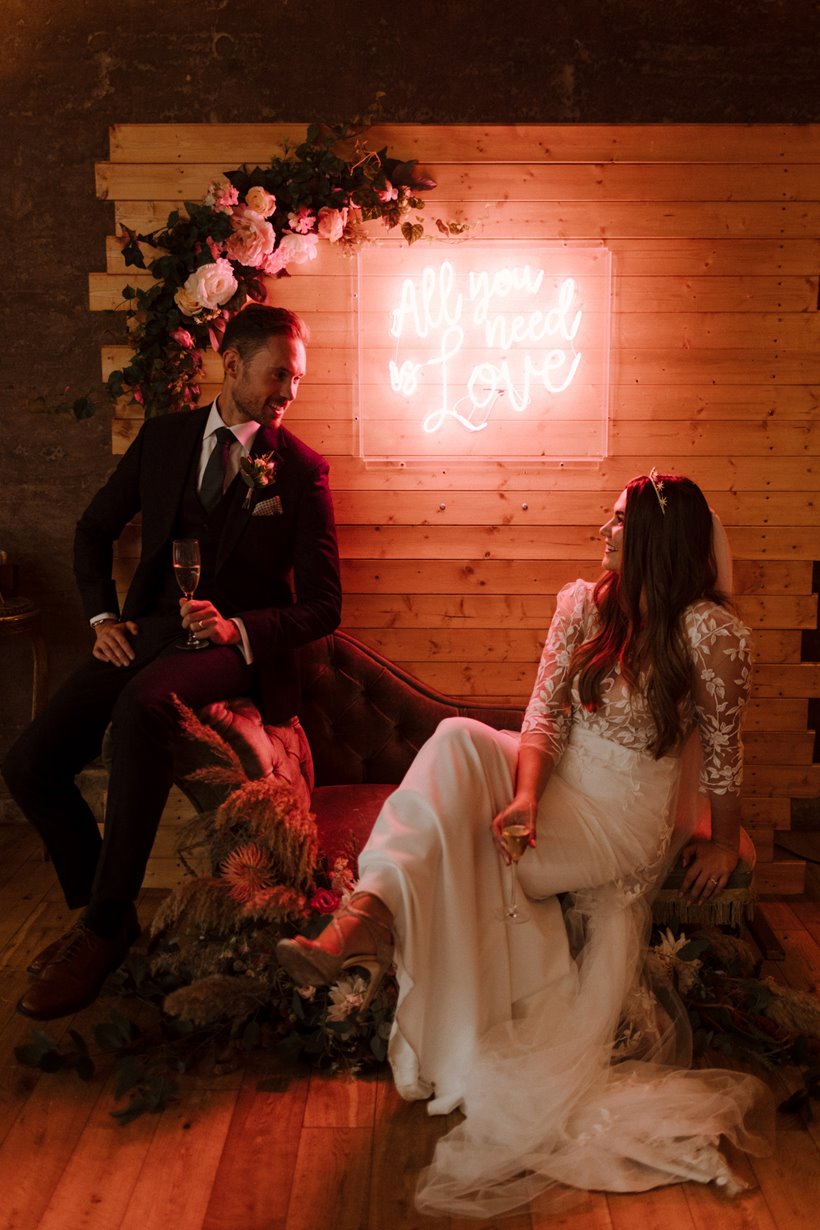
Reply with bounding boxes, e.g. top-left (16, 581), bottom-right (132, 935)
top-left (3, 304), bottom-right (342, 1019)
